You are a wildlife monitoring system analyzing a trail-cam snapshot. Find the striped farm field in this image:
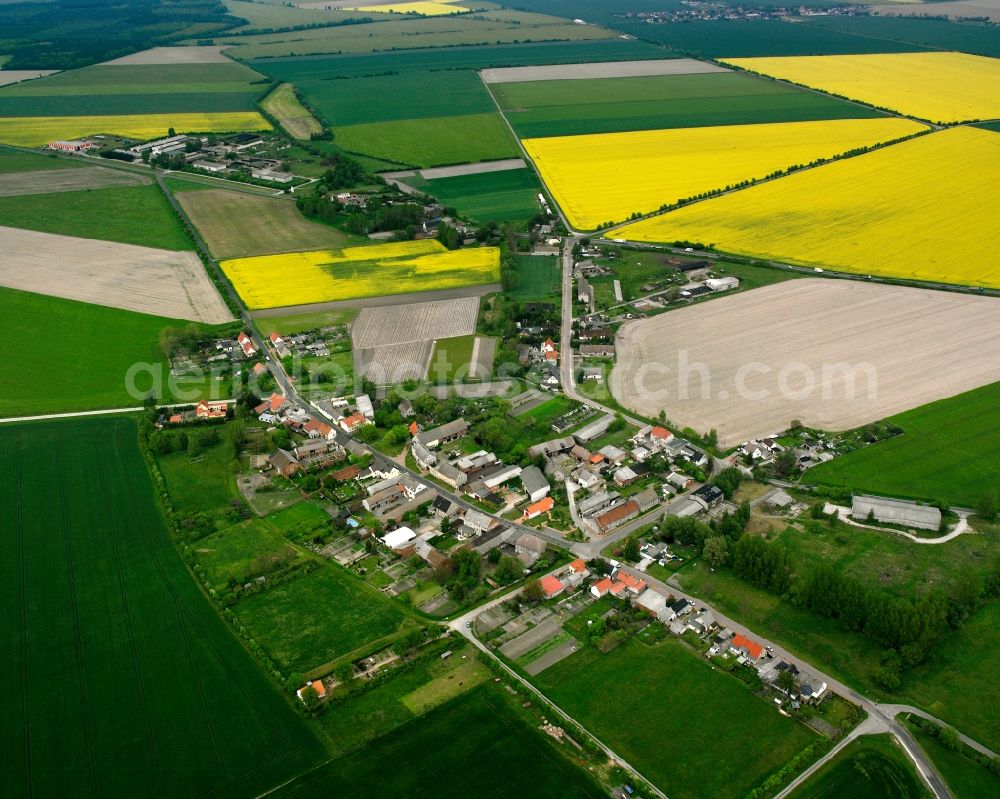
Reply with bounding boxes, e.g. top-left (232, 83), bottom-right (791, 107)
top-left (522, 116), bottom-right (924, 230)
top-left (613, 127), bottom-right (1000, 289)
top-left (0, 111), bottom-right (270, 146)
top-left (723, 51), bottom-right (1000, 124)
top-left (221, 240), bottom-right (501, 308)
